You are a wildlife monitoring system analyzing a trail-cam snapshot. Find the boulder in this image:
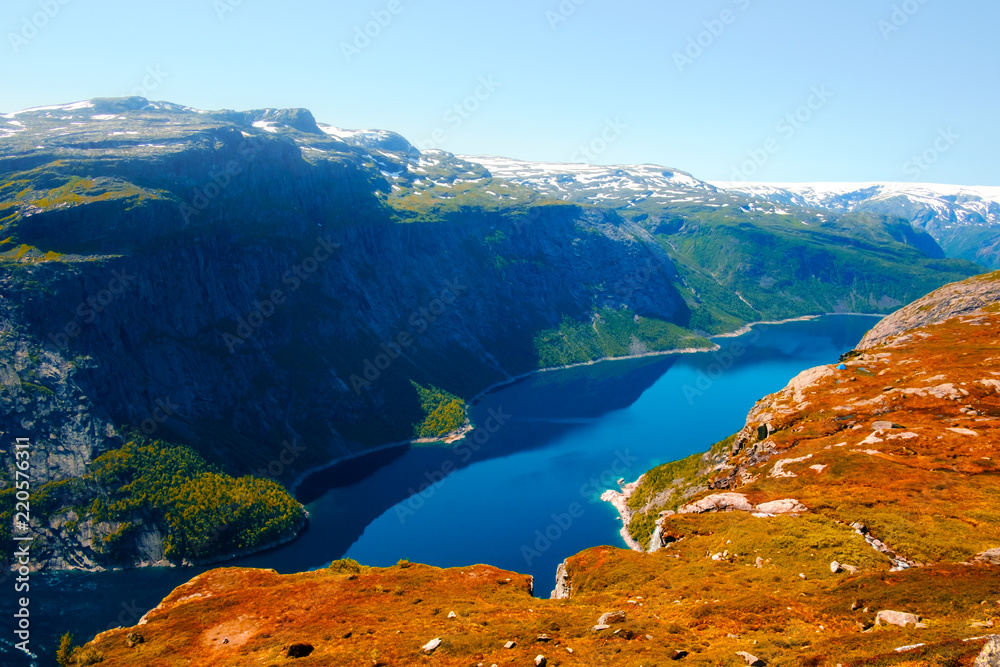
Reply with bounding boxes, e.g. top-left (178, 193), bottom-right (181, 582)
top-left (755, 499), bottom-right (808, 515)
top-left (447, 611), bottom-right (457, 619)
top-left (125, 632), bottom-right (144, 648)
top-left (503, 640), bottom-right (516, 649)
top-left (679, 493), bottom-right (754, 514)
top-left (974, 548), bottom-right (1000, 565)
top-left (420, 638), bottom-right (441, 655)
top-left (830, 561), bottom-right (842, 573)
top-left (597, 610), bottom-right (626, 625)
top-left (737, 650), bottom-right (766, 666)
top-left (534, 655), bottom-right (547, 666)
top-left (876, 610), bottom-right (921, 628)
top-left (975, 636), bottom-right (1000, 667)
